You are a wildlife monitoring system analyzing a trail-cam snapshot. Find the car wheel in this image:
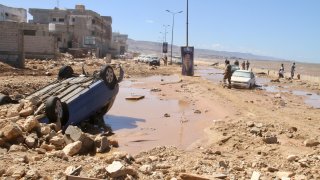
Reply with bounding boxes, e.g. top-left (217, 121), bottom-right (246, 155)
top-left (58, 65), bottom-right (74, 80)
top-left (100, 65), bottom-right (117, 89)
top-left (0, 94), bottom-right (12, 105)
top-left (45, 96), bottom-right (68, 124)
